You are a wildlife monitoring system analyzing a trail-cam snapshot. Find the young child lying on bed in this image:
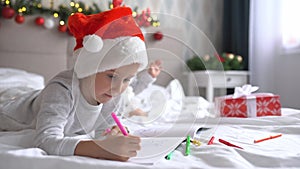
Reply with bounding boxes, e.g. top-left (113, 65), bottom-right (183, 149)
top-left (0, 7), bottom-right (151, 162)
